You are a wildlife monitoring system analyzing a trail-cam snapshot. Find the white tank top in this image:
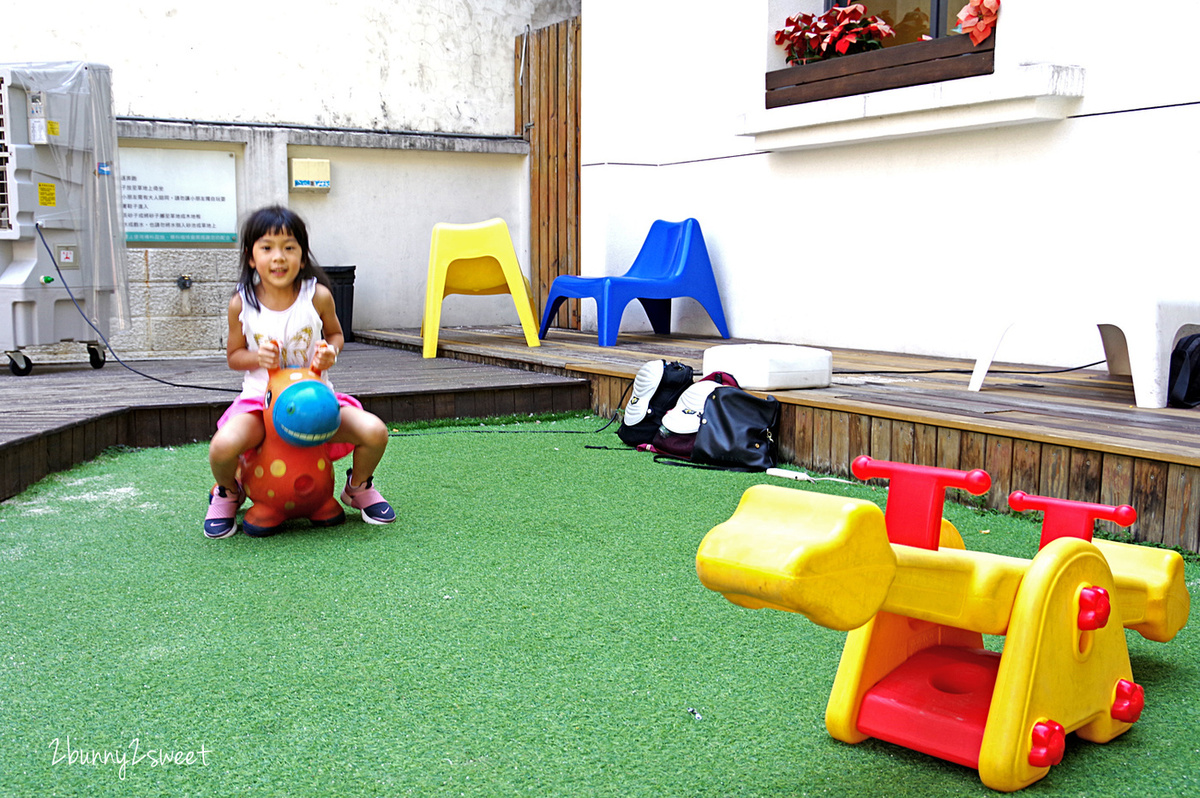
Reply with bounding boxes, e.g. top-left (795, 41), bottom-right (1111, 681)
top-left (236, 277), bottom-right (333, 400)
